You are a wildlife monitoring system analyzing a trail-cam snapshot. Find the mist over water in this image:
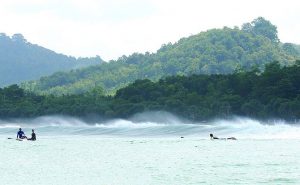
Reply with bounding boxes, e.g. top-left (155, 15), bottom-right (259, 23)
top-left (1, 112), bottom-right (300, 185)
top-left (0, 112), bottom-right (300, 139)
